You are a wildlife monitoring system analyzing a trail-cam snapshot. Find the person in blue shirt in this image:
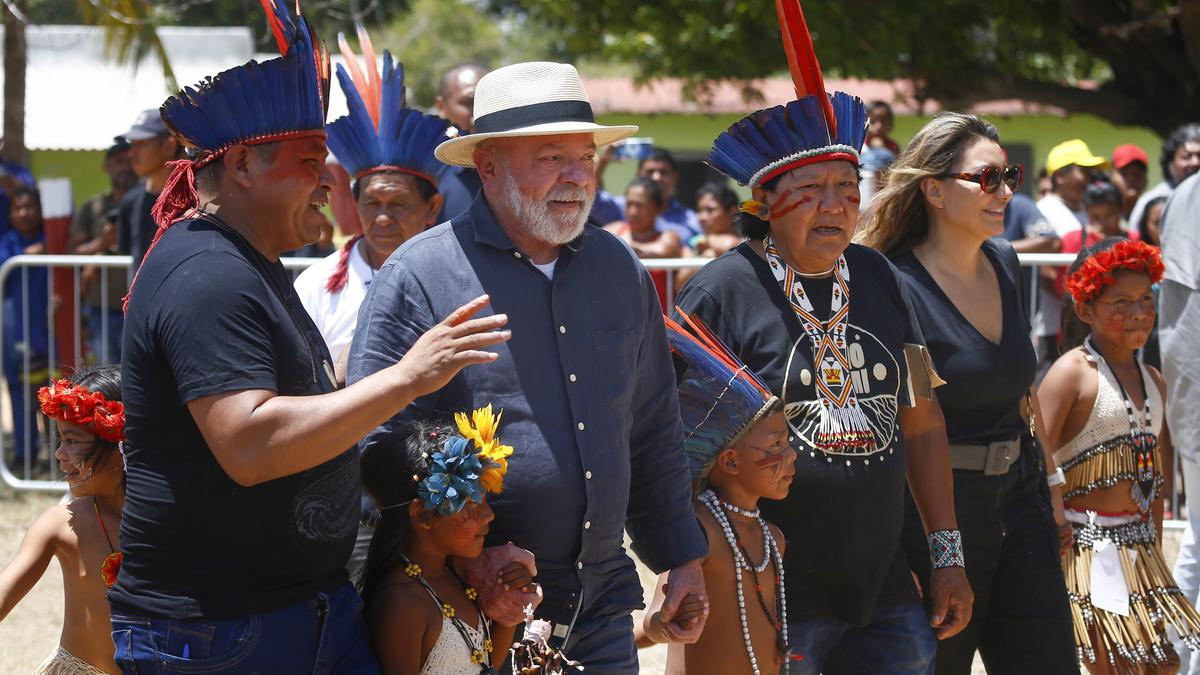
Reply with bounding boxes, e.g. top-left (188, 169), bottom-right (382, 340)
top-left (593, 147), bottom-right (702, 240)
top-left (0, 158), bottom-right (37, 239)
top-left (350, 62), bottom-right (709, 673)
top-left (1, 186), bottom-right (49, 467)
